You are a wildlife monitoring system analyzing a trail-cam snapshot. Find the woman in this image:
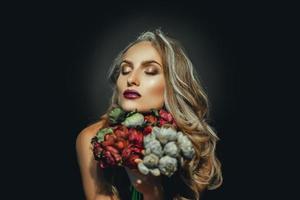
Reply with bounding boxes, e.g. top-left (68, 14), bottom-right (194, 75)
top-left (76, 29), bottom-right (222, 200)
